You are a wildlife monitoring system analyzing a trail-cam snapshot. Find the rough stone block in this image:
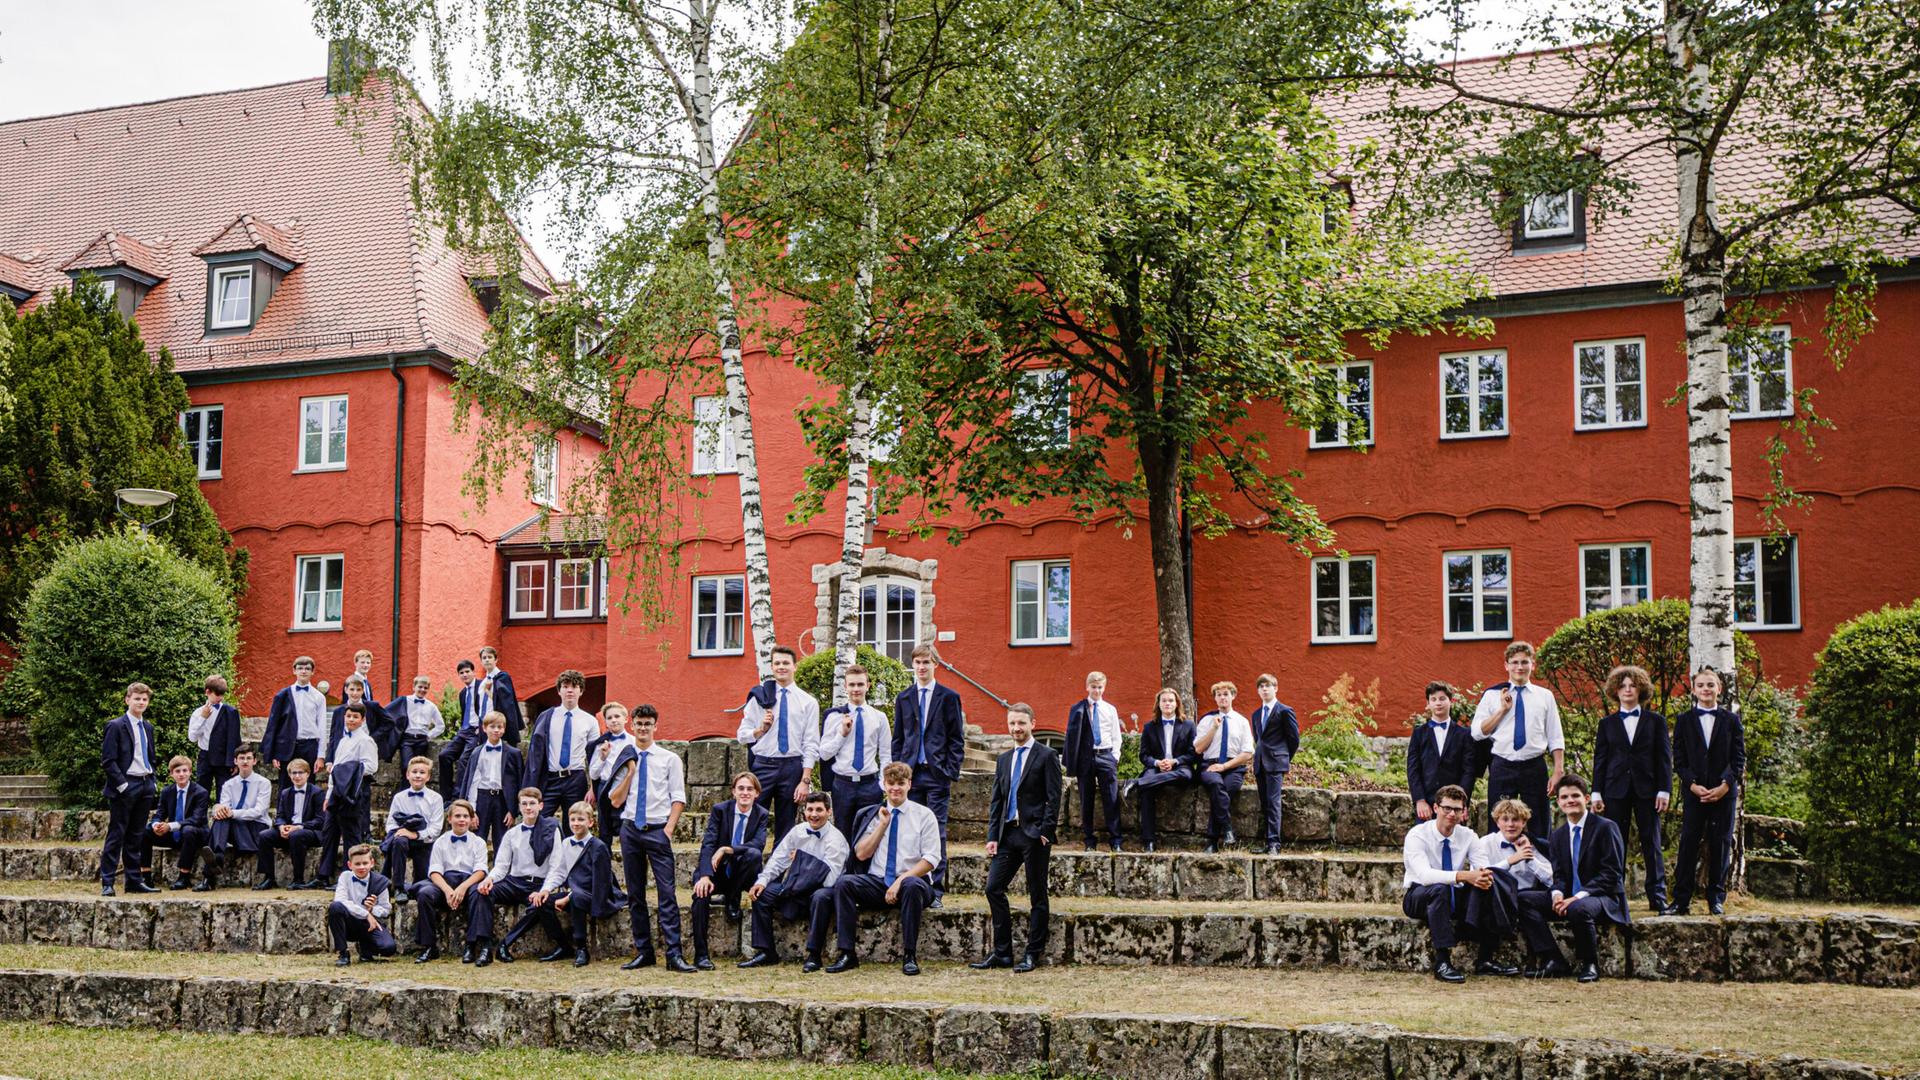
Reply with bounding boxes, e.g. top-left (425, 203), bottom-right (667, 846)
top-left (1333, 915), bottom-right (1423, 972)
top-left (636, 989), bottom-right (702, 1055)
top-left (2, 847), bottom-right (48, 881)
top-left (32, 811), bottom-right (64, 841)
top-left (0, 899), bottom-right (24, 946)
top-left (260, 977), bottom-right (350, 1037)
top-left (0, 811), bottom-right (34, 841)
top-left (1182, 914), bottom-right (1261, 967)
top-left (90, 897), bottom-right (156, 952)
top-left (1072, 912), bottom-right (1177, 965)
top-left (1220, 1021), bottom-right (1297, 1080)
top-left (1725, 916), bottom-right (1823, 982)
top-left (919, 908), bottom-right (986, 962)
top-left (552, 990), bottom-right (639, 1054)
top-left (1324, 858), bottom-right (1399, 905)
top-left (59, 972), bottom-right (179, 1029)
top-left (1751, 1055), bottom-right (1884, 1079)
top-left (1174, 854), bottom-right (1253, 901)
top-left (463, 988), bottom-right (553, 1050)
top-left (346, 984), bottom-right (401, 1044)
top-left (934, 1003), bottom-right (1049, 1075)
top-left (52, 845), bottom-right (98, 882)
top-left (32, 898), bottom-right (95, 947)
top-left (179, 976), bottom-right (265, 1035)
top-left (1049, 851), bottom-right (1114, 897)
top-left (1823, 914), bottom-right (1920, 987)
top-left (864, 1002), bottom-right (939, 1066)
top-left (1261, 914), bottom-right (1340, 969)
top-left (1519, 1036), bottom-right (1750, 1079)
top-left (1254, 855), bottom-right (1326, 902)
top-left (944, 853), bottom-right (987, 895)
top-left (1230, 789), bottom-right (1264, 839)
top-left (71, 812), bottom-right (110, 841)
top-left (208, 900), bottom-right (268, 953)
top-left (684, 738), bottom-right (734, 788)
top-left (1332, 792), bottom-right (1410, 847)
top-left (1283, 788), bottom-right (1334, 845)
top-left (1113, 853), bottom-right (1176, 900)
top-left (150, 899), bottom-right (210, 952)
top-left (409, 987), bottom-right (461, 1048)
top-left (947, 773), bottom-right (997, 823)
top-left (1053, 1013), bottom-right (1222, 1080)
top-left (1389, 1030), bottom-right (1523, 1079)
top-left (798, 1001), bottom-right (865, 1065)
top-left (1744, 814), bottom-right (1807, 856)
top-left (1297, 1022), bottom-right (1392, 1080)
top-left (1745, 857), bottom-right (1806, 900)
top-left (0, 969), bottom-right (61, 1022)
top-left (264, 901), bottom-right (331, 954)
top-left (1631, 916), bottom-right (1727, 981)
top-left (697, 995), bottom-right (799, 1059)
